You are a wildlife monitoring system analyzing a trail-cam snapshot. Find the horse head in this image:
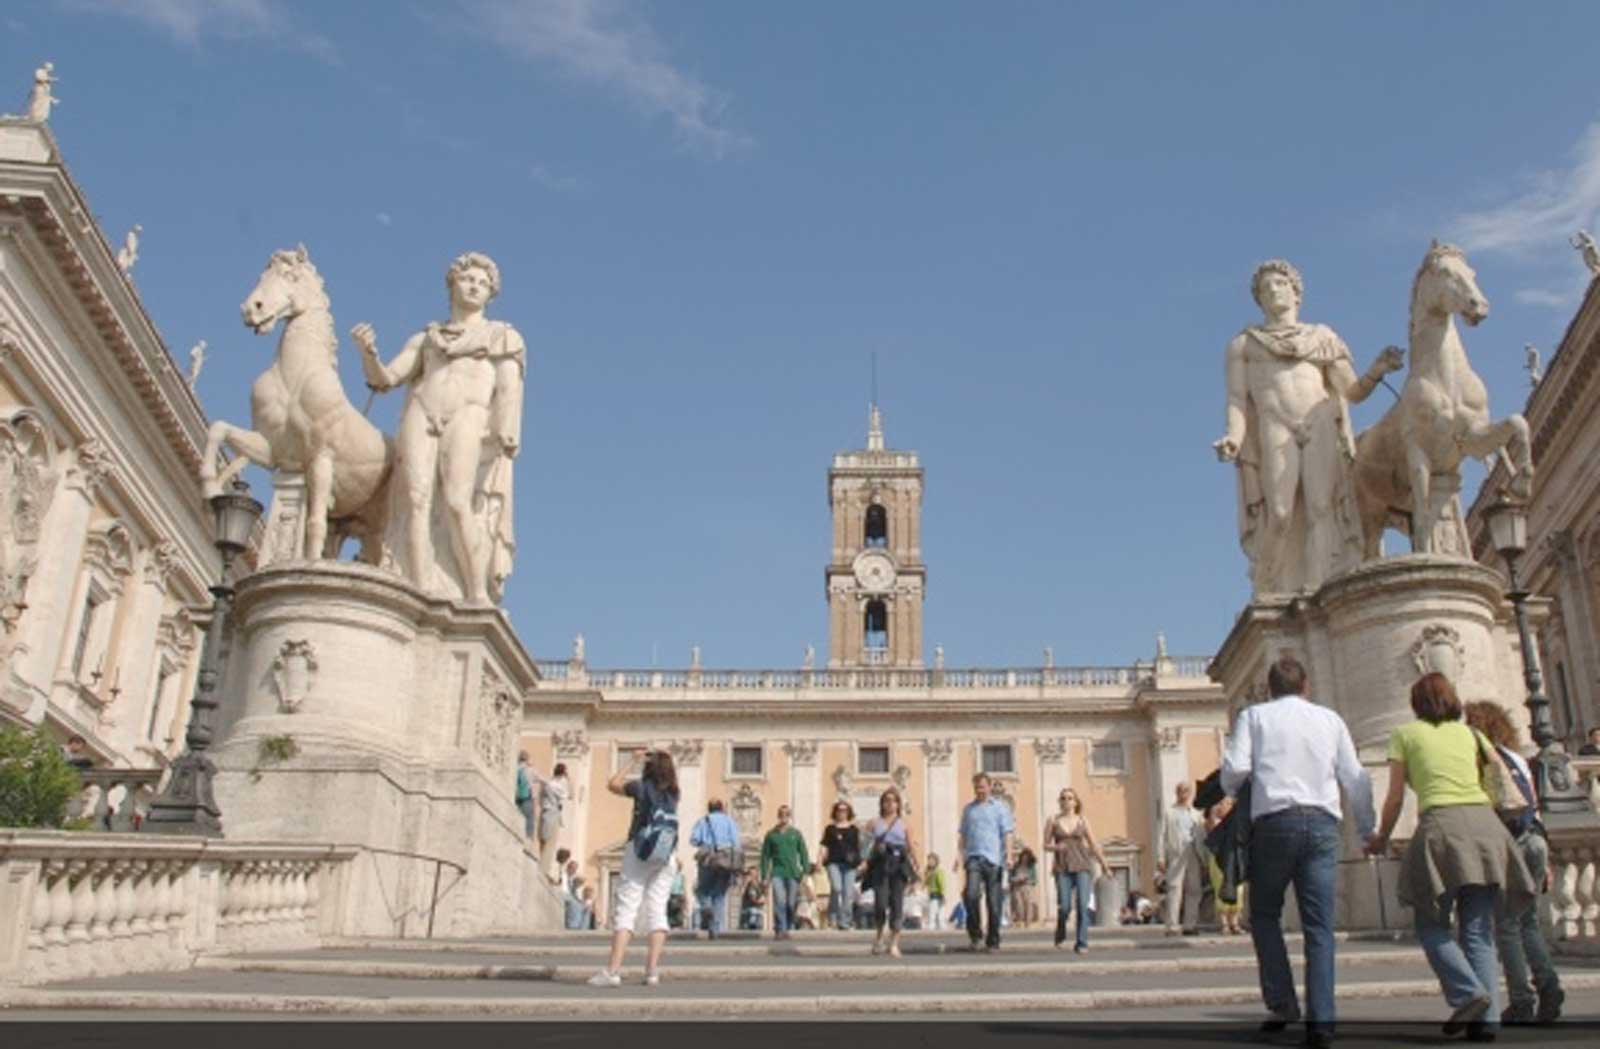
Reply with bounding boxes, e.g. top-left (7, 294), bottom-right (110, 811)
top-left (1411, 240), bottom-right (1489, 329)
top-left (241, 244), bottom-right (329, 335)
